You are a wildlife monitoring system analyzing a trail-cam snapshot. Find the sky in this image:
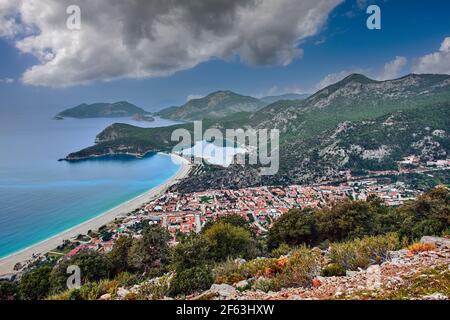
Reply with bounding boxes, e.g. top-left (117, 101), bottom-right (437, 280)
top-left (0, 0), bottom-right (449, 114)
